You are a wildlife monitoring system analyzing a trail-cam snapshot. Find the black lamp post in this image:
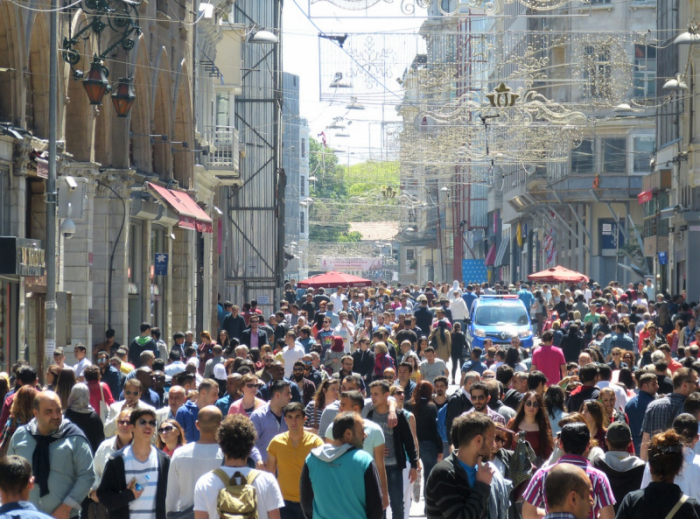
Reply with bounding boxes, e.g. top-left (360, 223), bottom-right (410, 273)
top-left (111, 77), bottom-right (135, 117)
